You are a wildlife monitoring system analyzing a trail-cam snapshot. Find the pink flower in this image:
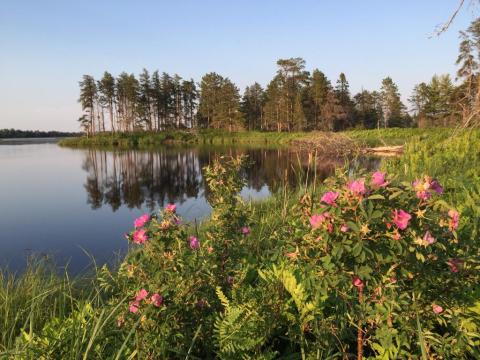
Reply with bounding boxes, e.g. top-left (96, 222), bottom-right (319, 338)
top-left (423, 231), bottom-right (436, 245)
top-left (241, 226), bottom-right (251, 235)
top-left (447, 258), bottom-right (463, 273)
top-left (135, 288), bottom-right (149, 302)
top-left (309, 213), bottom-right (327, 229)
top-left (392, 209), bottom-right (412, 230)
top-left (340, 224), bottom-right (349, 233)
top-left (352, 276), bottom-right (364, 289)
top-left (392, 231), bottom-right (401, 241)
top-left (321, 191), bottom-right (339, 206)
top-left (134, 214), bottom-right (150, 228)
top-left (432, 304), bottom-right (443, 314)
top-left (347, 178), bottom-right (366, 196)
top-left (133, 229), bottom-right (148, 244)
top-left (448, 210), bottom-right (459, 231)
top-left (430, 179), bottom-right (444, 194)
top-left (151, 293), bottom-right (163, 307)
top-left (189, 236), bottom-right (200, 250)
top-left (129, 304), bottom-right (139, 313)
top-left (416, 190), bottom-right (431, 201)
top-left (371, 171), bottom-right (388, 187)
top-left (327, 222), bottom-right (334, 233)
top-left (165, 203), bottom-right (176, 212)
